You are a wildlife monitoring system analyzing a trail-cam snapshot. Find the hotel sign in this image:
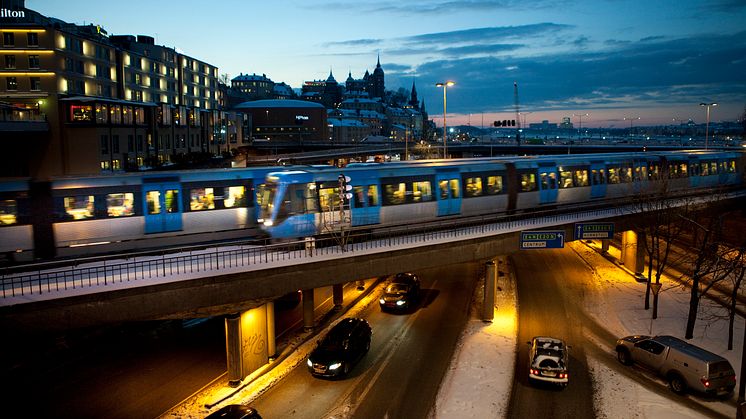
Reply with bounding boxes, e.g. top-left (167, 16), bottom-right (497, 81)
top-left (1, 9), bottom-right (26, 18)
